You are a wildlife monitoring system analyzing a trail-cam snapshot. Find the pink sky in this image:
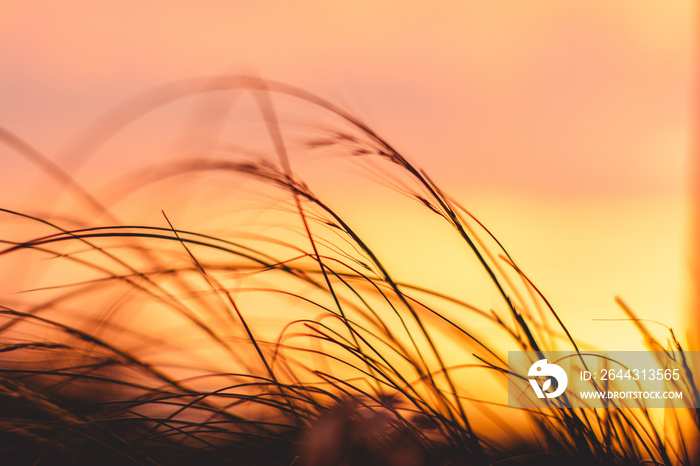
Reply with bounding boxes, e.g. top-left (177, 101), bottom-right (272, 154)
top-left (0, 2), bottom-right (693, 194)
top-left (0, 1), bottom-right (696, 348)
